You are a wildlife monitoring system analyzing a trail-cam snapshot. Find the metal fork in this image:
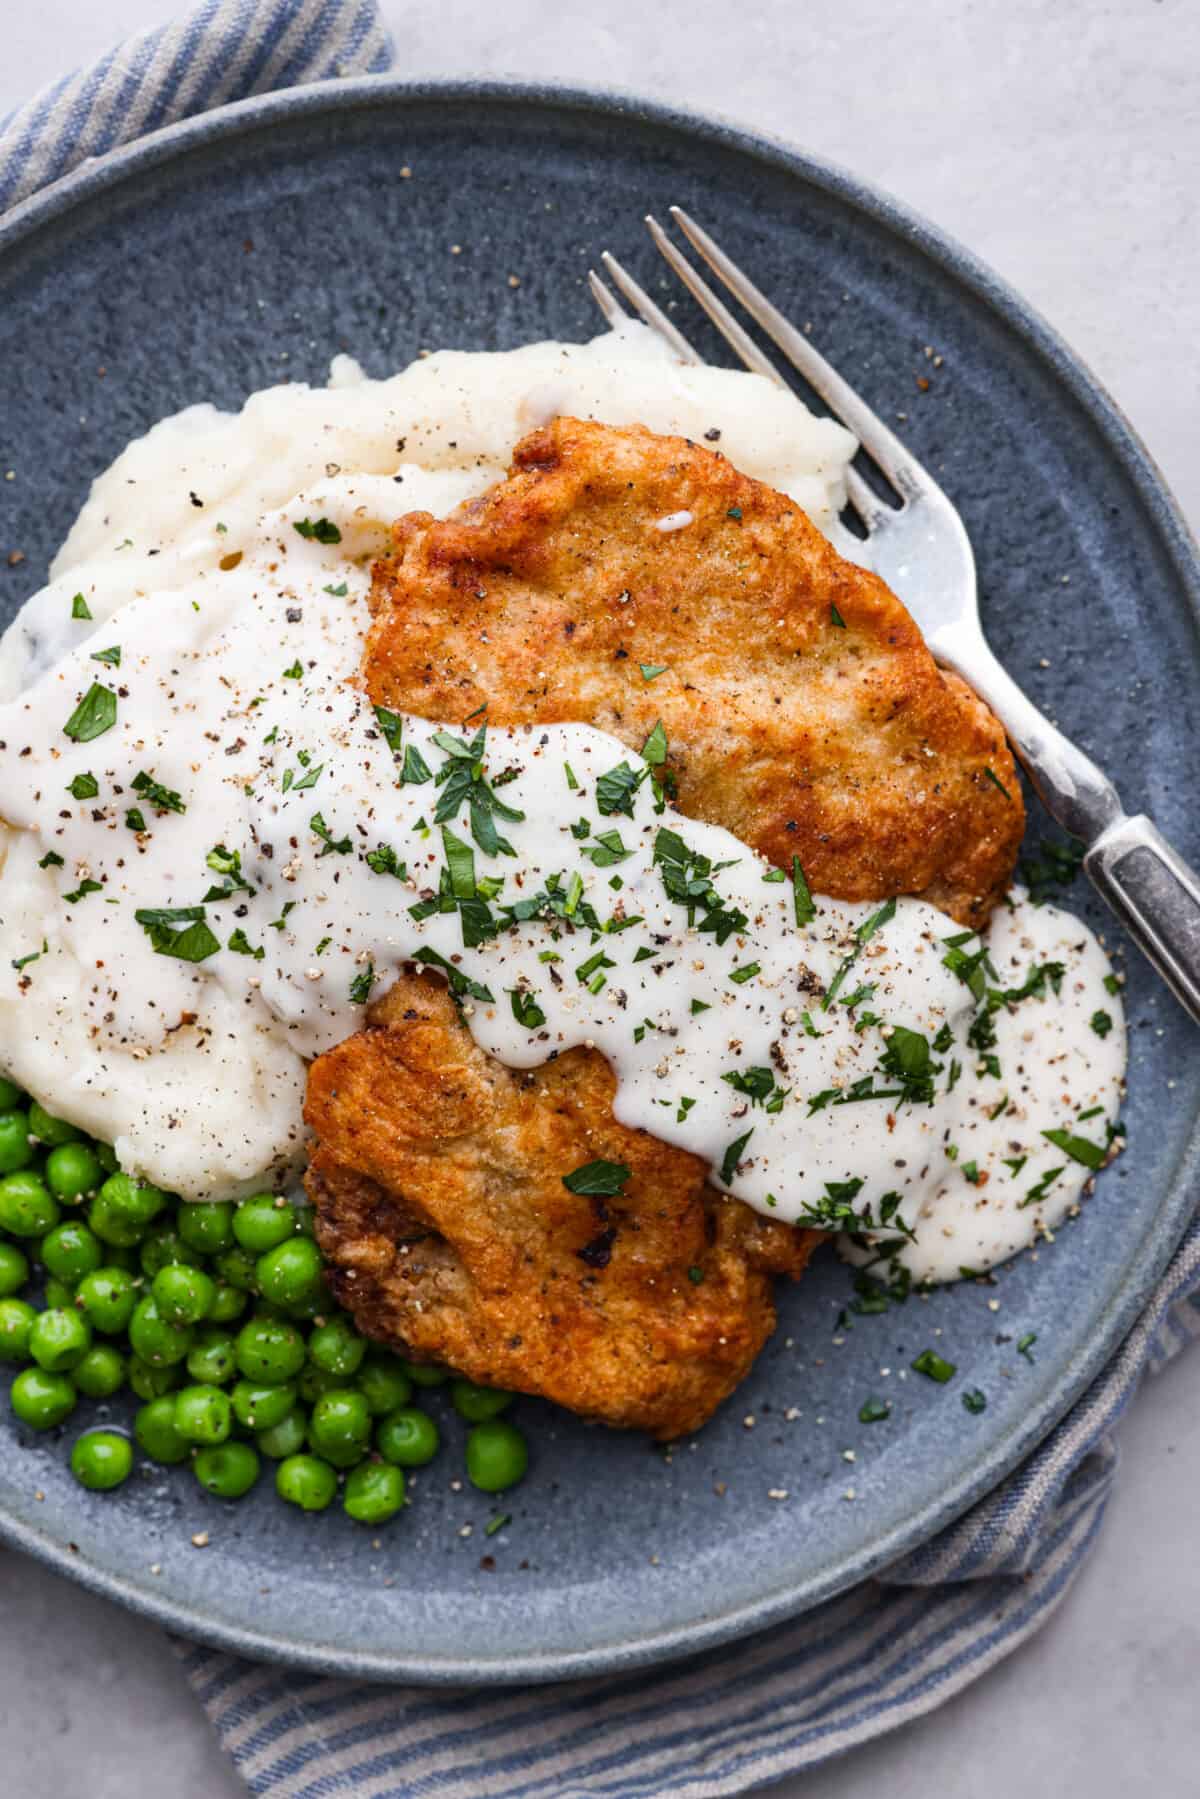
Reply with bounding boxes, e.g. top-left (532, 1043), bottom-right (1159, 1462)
top-left (590, 208), bottom-right (1200, 1027)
